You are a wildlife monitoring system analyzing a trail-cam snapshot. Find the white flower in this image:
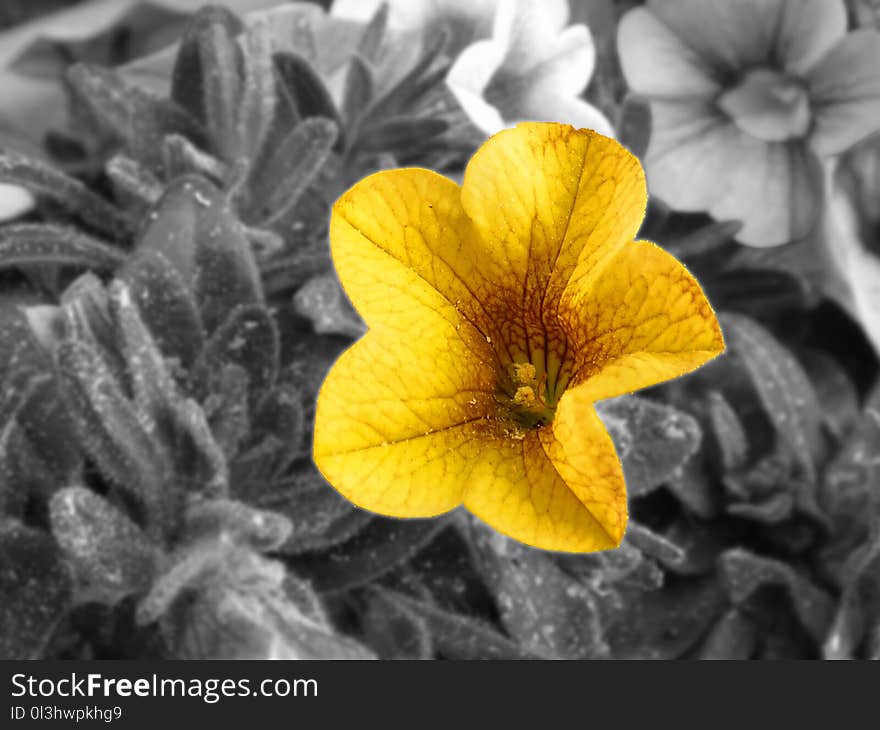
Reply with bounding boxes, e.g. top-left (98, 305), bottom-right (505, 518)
top-left (445, 0), bottom-right (612, 136)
